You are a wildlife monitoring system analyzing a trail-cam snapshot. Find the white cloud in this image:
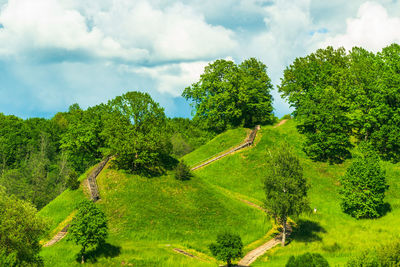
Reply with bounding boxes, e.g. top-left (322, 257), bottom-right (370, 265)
top-left (0, 0), bottom-right (147, 61)
top-left (132, 61), bottom-right (209, 96)
top-left (321, 1), bottom-right (400, 51)
top-left (0, 0), bottom-right (236, 63)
